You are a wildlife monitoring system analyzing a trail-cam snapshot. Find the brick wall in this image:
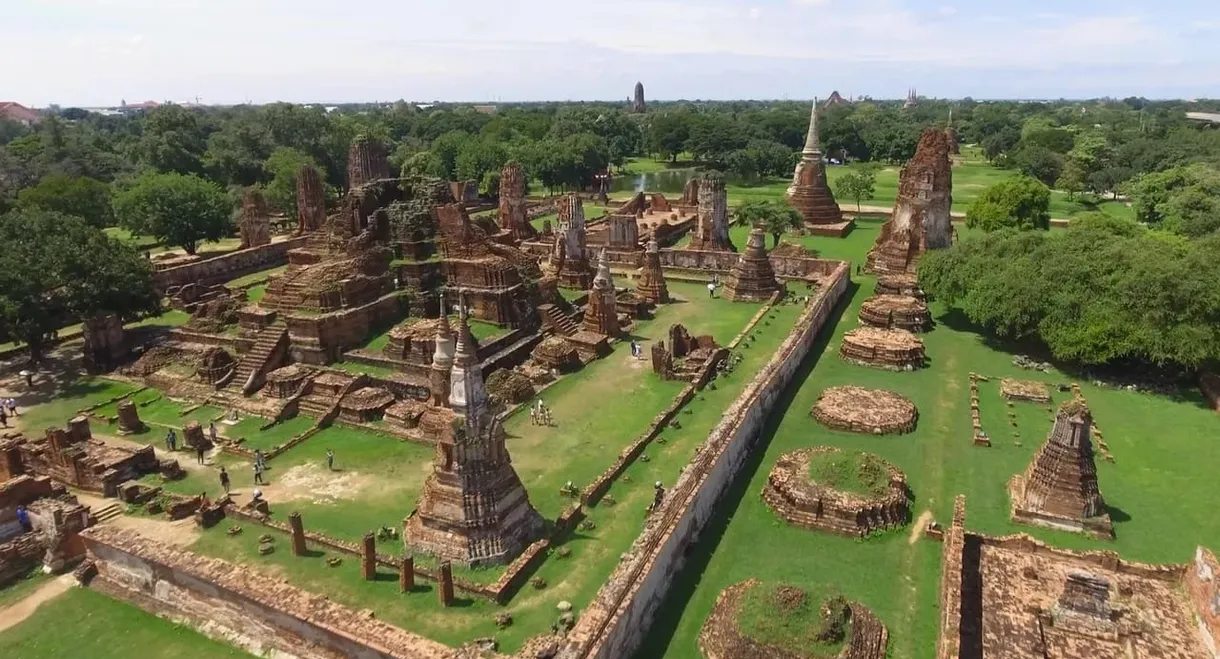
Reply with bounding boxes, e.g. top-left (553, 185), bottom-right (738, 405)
top-left (153, 237), bottom-right (310, 293)
top-left (1186, 546), bottom-right (1220, 657)
top-left (557, 262), bottom-right (850, 659)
